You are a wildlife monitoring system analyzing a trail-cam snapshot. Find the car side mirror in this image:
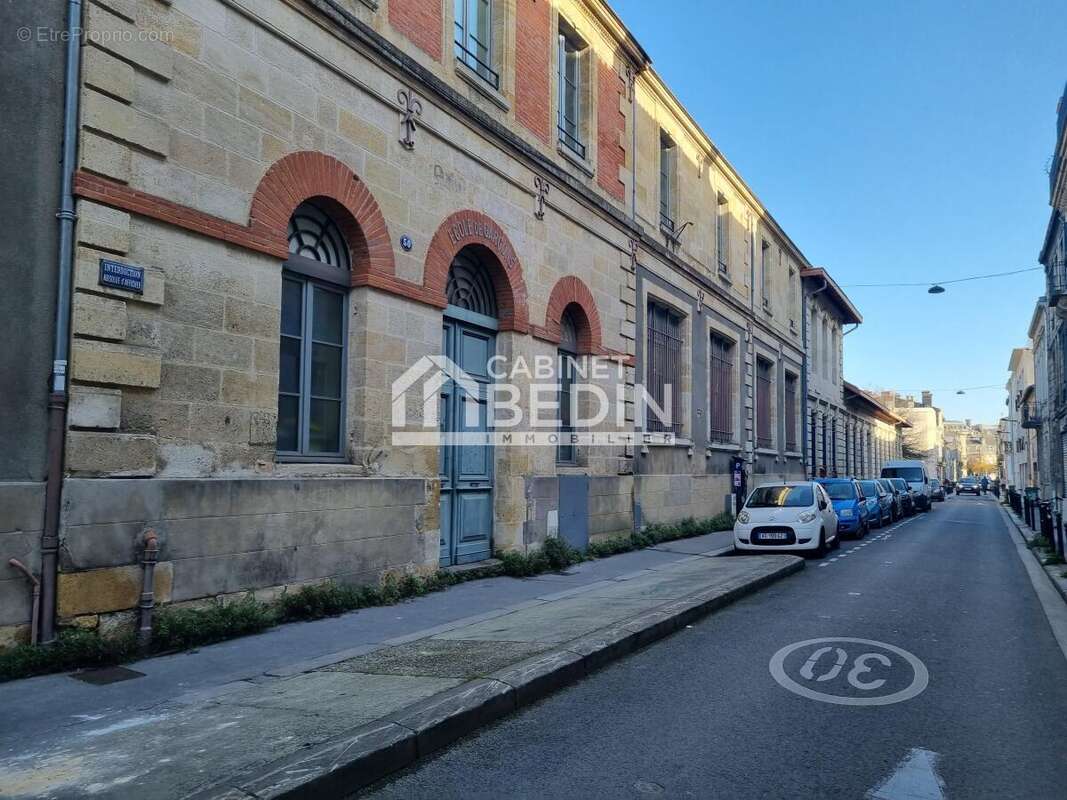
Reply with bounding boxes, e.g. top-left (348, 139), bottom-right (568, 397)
top-left (819, 499), bottom-right (827, 510)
